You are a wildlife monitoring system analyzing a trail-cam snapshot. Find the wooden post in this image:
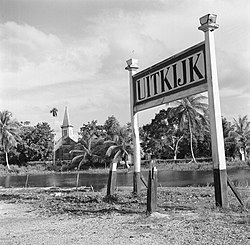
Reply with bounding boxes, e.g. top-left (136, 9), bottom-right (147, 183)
top-left (147, 159), bottom-right (158, 214)
top-left (199, 14), bottom-right (228, 208)
top-left (107, 161), bottom-right (117, 196)
top-left (125, 59), bottom-right (141, 195)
